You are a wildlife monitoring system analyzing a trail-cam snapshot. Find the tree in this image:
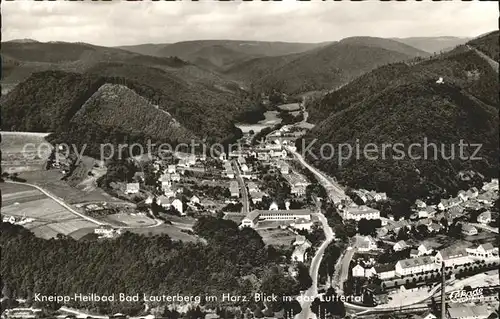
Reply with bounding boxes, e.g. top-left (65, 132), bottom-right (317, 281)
top-left (296, 263), bottom-right (313, 291)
